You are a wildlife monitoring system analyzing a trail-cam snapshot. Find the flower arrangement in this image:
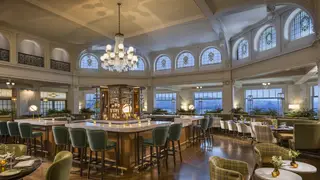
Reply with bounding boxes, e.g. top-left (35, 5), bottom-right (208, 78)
top-left (240, 115), bottom-right (244, 121)
top-left (271, 156), bottom-right (283, 177)
top-left (289, 149), bottom-right (300, 168)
